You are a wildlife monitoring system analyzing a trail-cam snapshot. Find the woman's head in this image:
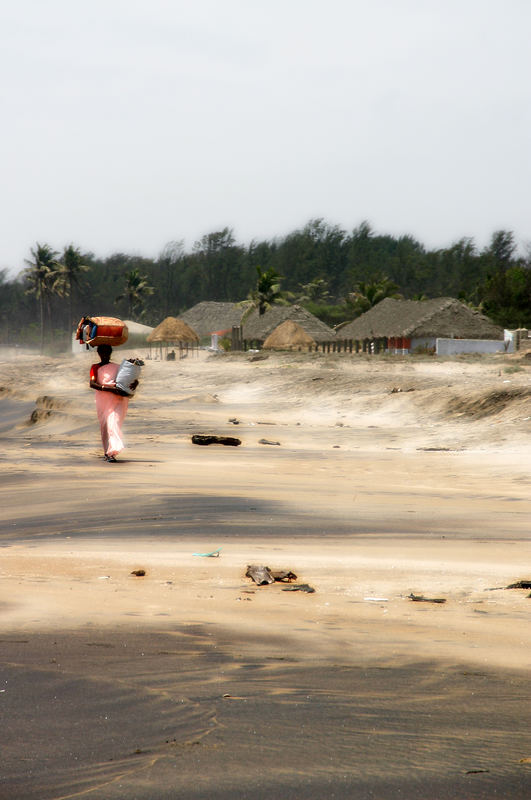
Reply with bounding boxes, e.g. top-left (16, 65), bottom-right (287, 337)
top-left (96, 344), bottom-right (112, 362)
